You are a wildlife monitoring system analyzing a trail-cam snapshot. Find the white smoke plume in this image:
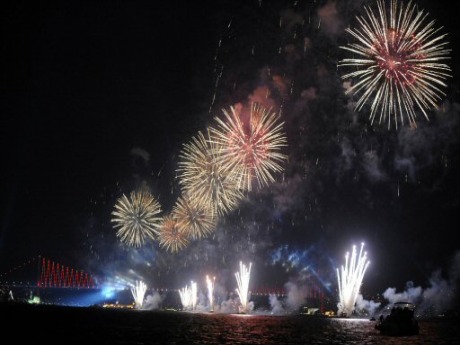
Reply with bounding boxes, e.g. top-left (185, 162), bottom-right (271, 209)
top-left (142, 291), bottom-right (163, 310)
top-left (381, 251), bottom-right (460, 318)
